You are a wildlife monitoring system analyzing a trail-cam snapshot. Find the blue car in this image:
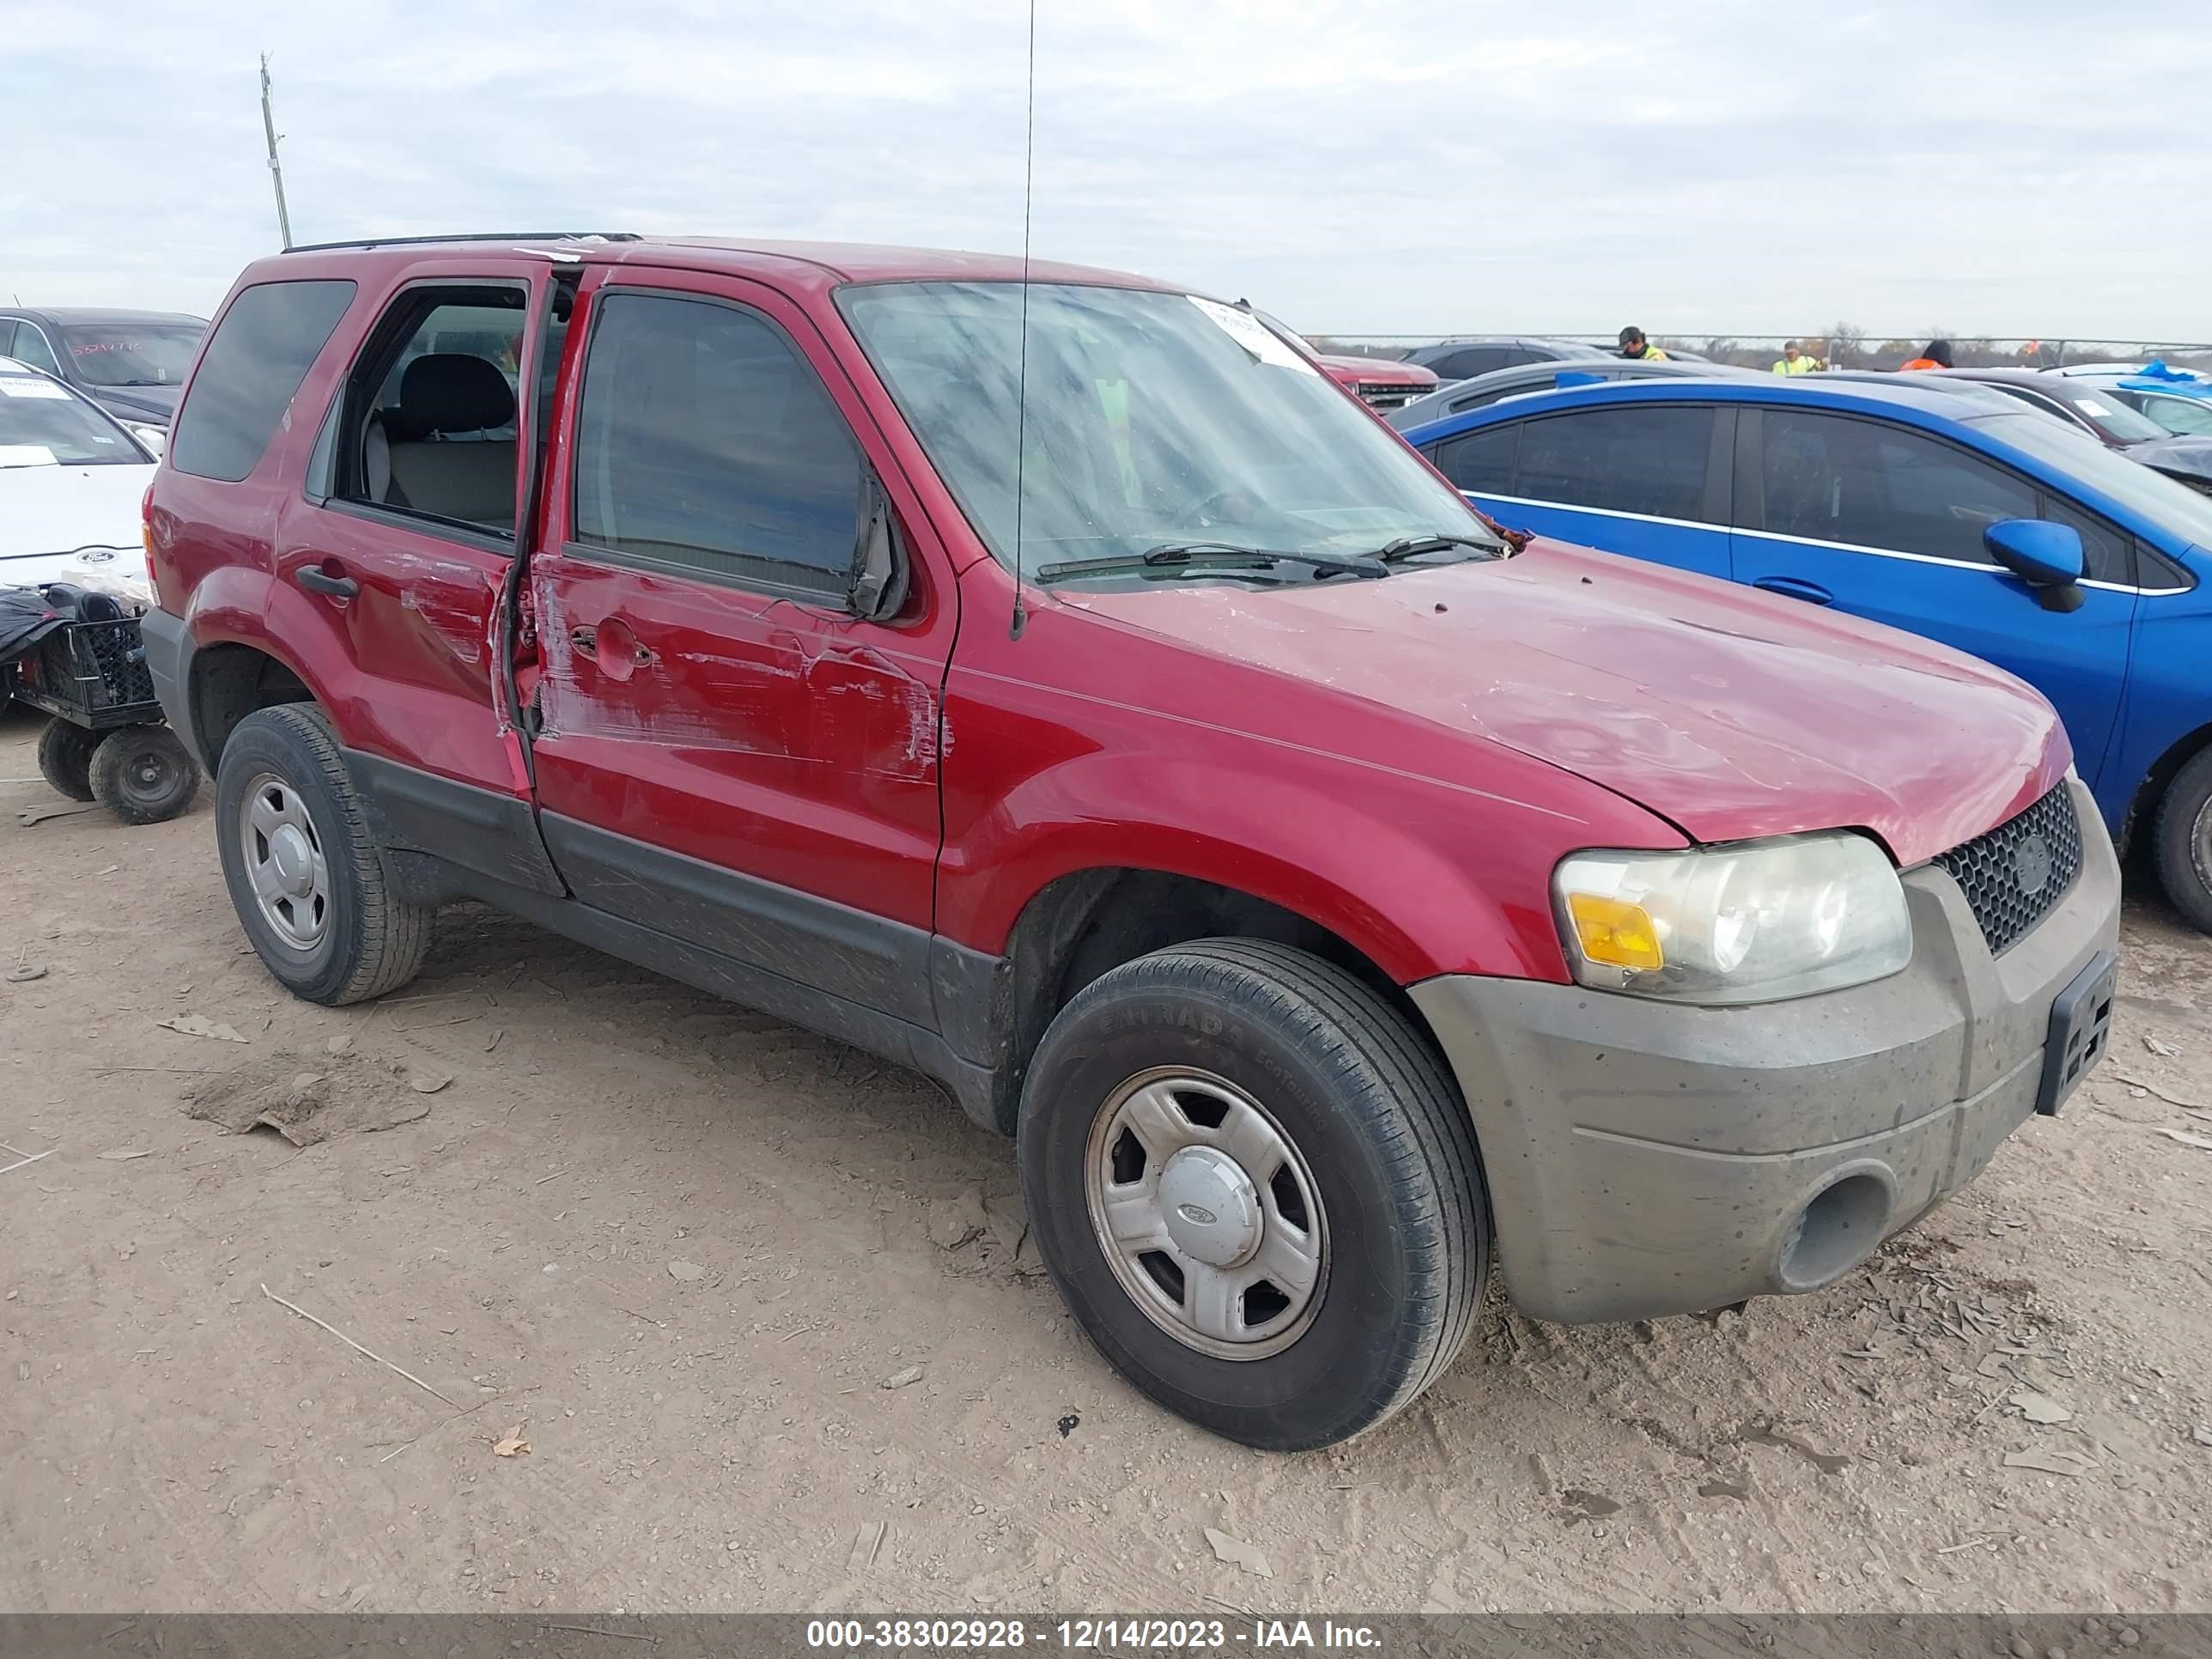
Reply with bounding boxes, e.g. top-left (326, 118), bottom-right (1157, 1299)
top-left (1402, 377), bottom-right (2212, 927)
